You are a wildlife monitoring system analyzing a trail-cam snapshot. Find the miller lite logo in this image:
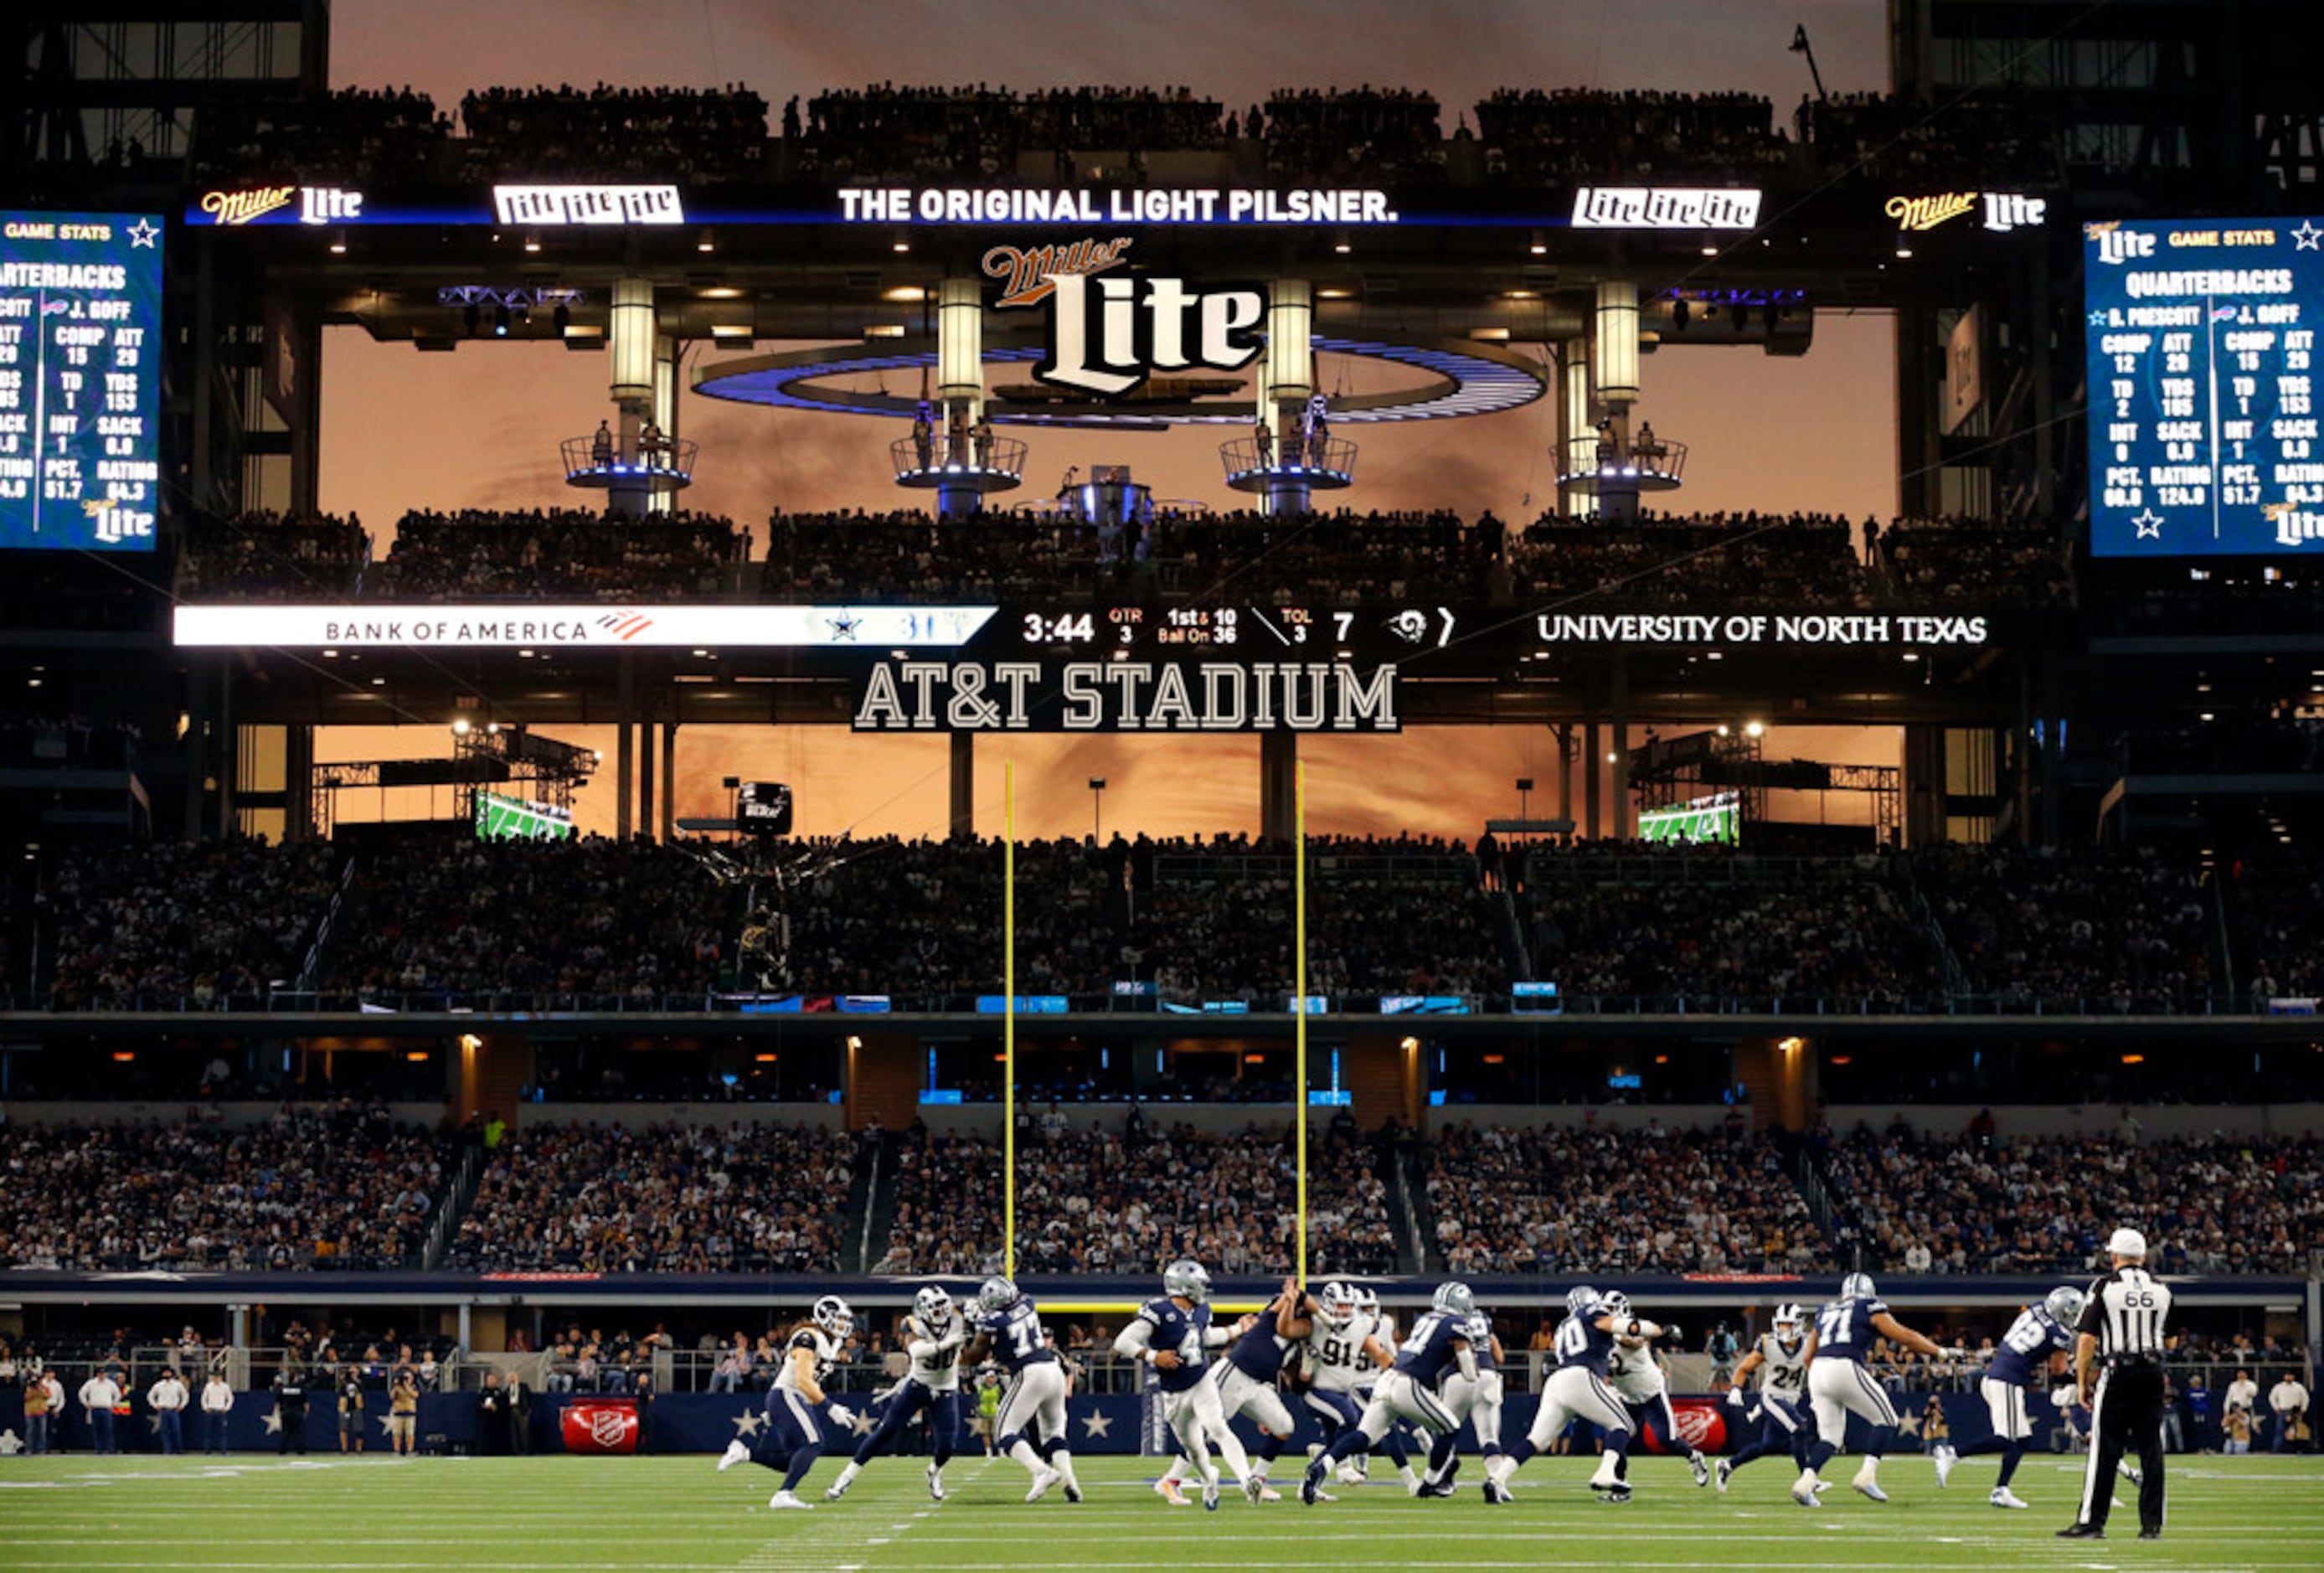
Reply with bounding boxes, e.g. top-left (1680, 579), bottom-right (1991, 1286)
top-left (200, 187), bottom-right (296, 225)
top-left (2088, 222), bottom-right (2157, 266)
top-left (983, 236), bottom-right (1133, 309)
top-left (1019, 272), bottom-right (1264, 398)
